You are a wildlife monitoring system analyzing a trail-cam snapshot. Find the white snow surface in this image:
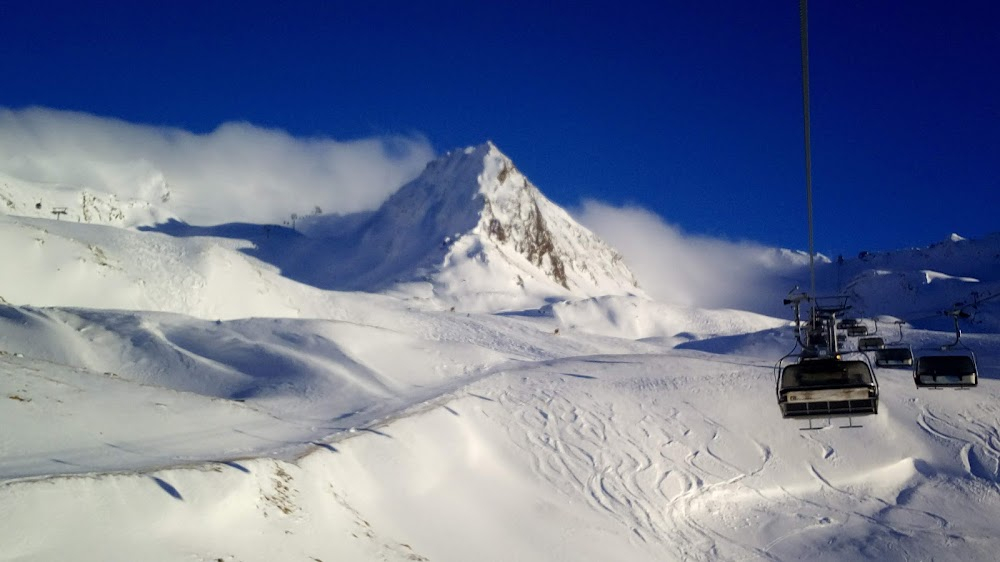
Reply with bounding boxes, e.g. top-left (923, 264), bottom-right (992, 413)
top-left (1, 144), bottom-right (1000, 561)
